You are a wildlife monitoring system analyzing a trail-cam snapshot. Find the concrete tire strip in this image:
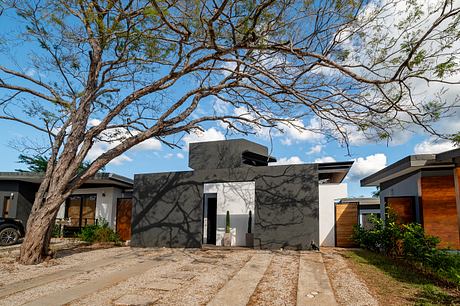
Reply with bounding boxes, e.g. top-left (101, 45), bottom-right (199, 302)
top-left (0, 254), bottom-right (134, 299)
top-left (21, 258), bottom-right (158, 306)
top-left (297, 252), bottom-right (337, 305)
top-left (207, 252), bottom-right (273, 306)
